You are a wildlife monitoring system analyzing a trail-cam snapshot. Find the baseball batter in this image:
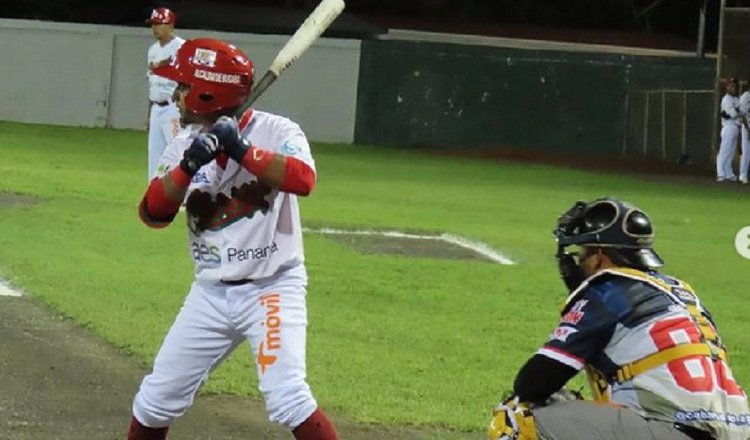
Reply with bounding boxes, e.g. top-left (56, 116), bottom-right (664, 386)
top-left (488, 198), bottom-right (750, 440)
top-left (717, 77), bottom-right (742, 183)
top-left (127, 38), bottom-right (339, 440)
top-left (738, 82), bottom-right (750, 184)
top-left (145, 7), bottom-right (184, 181)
